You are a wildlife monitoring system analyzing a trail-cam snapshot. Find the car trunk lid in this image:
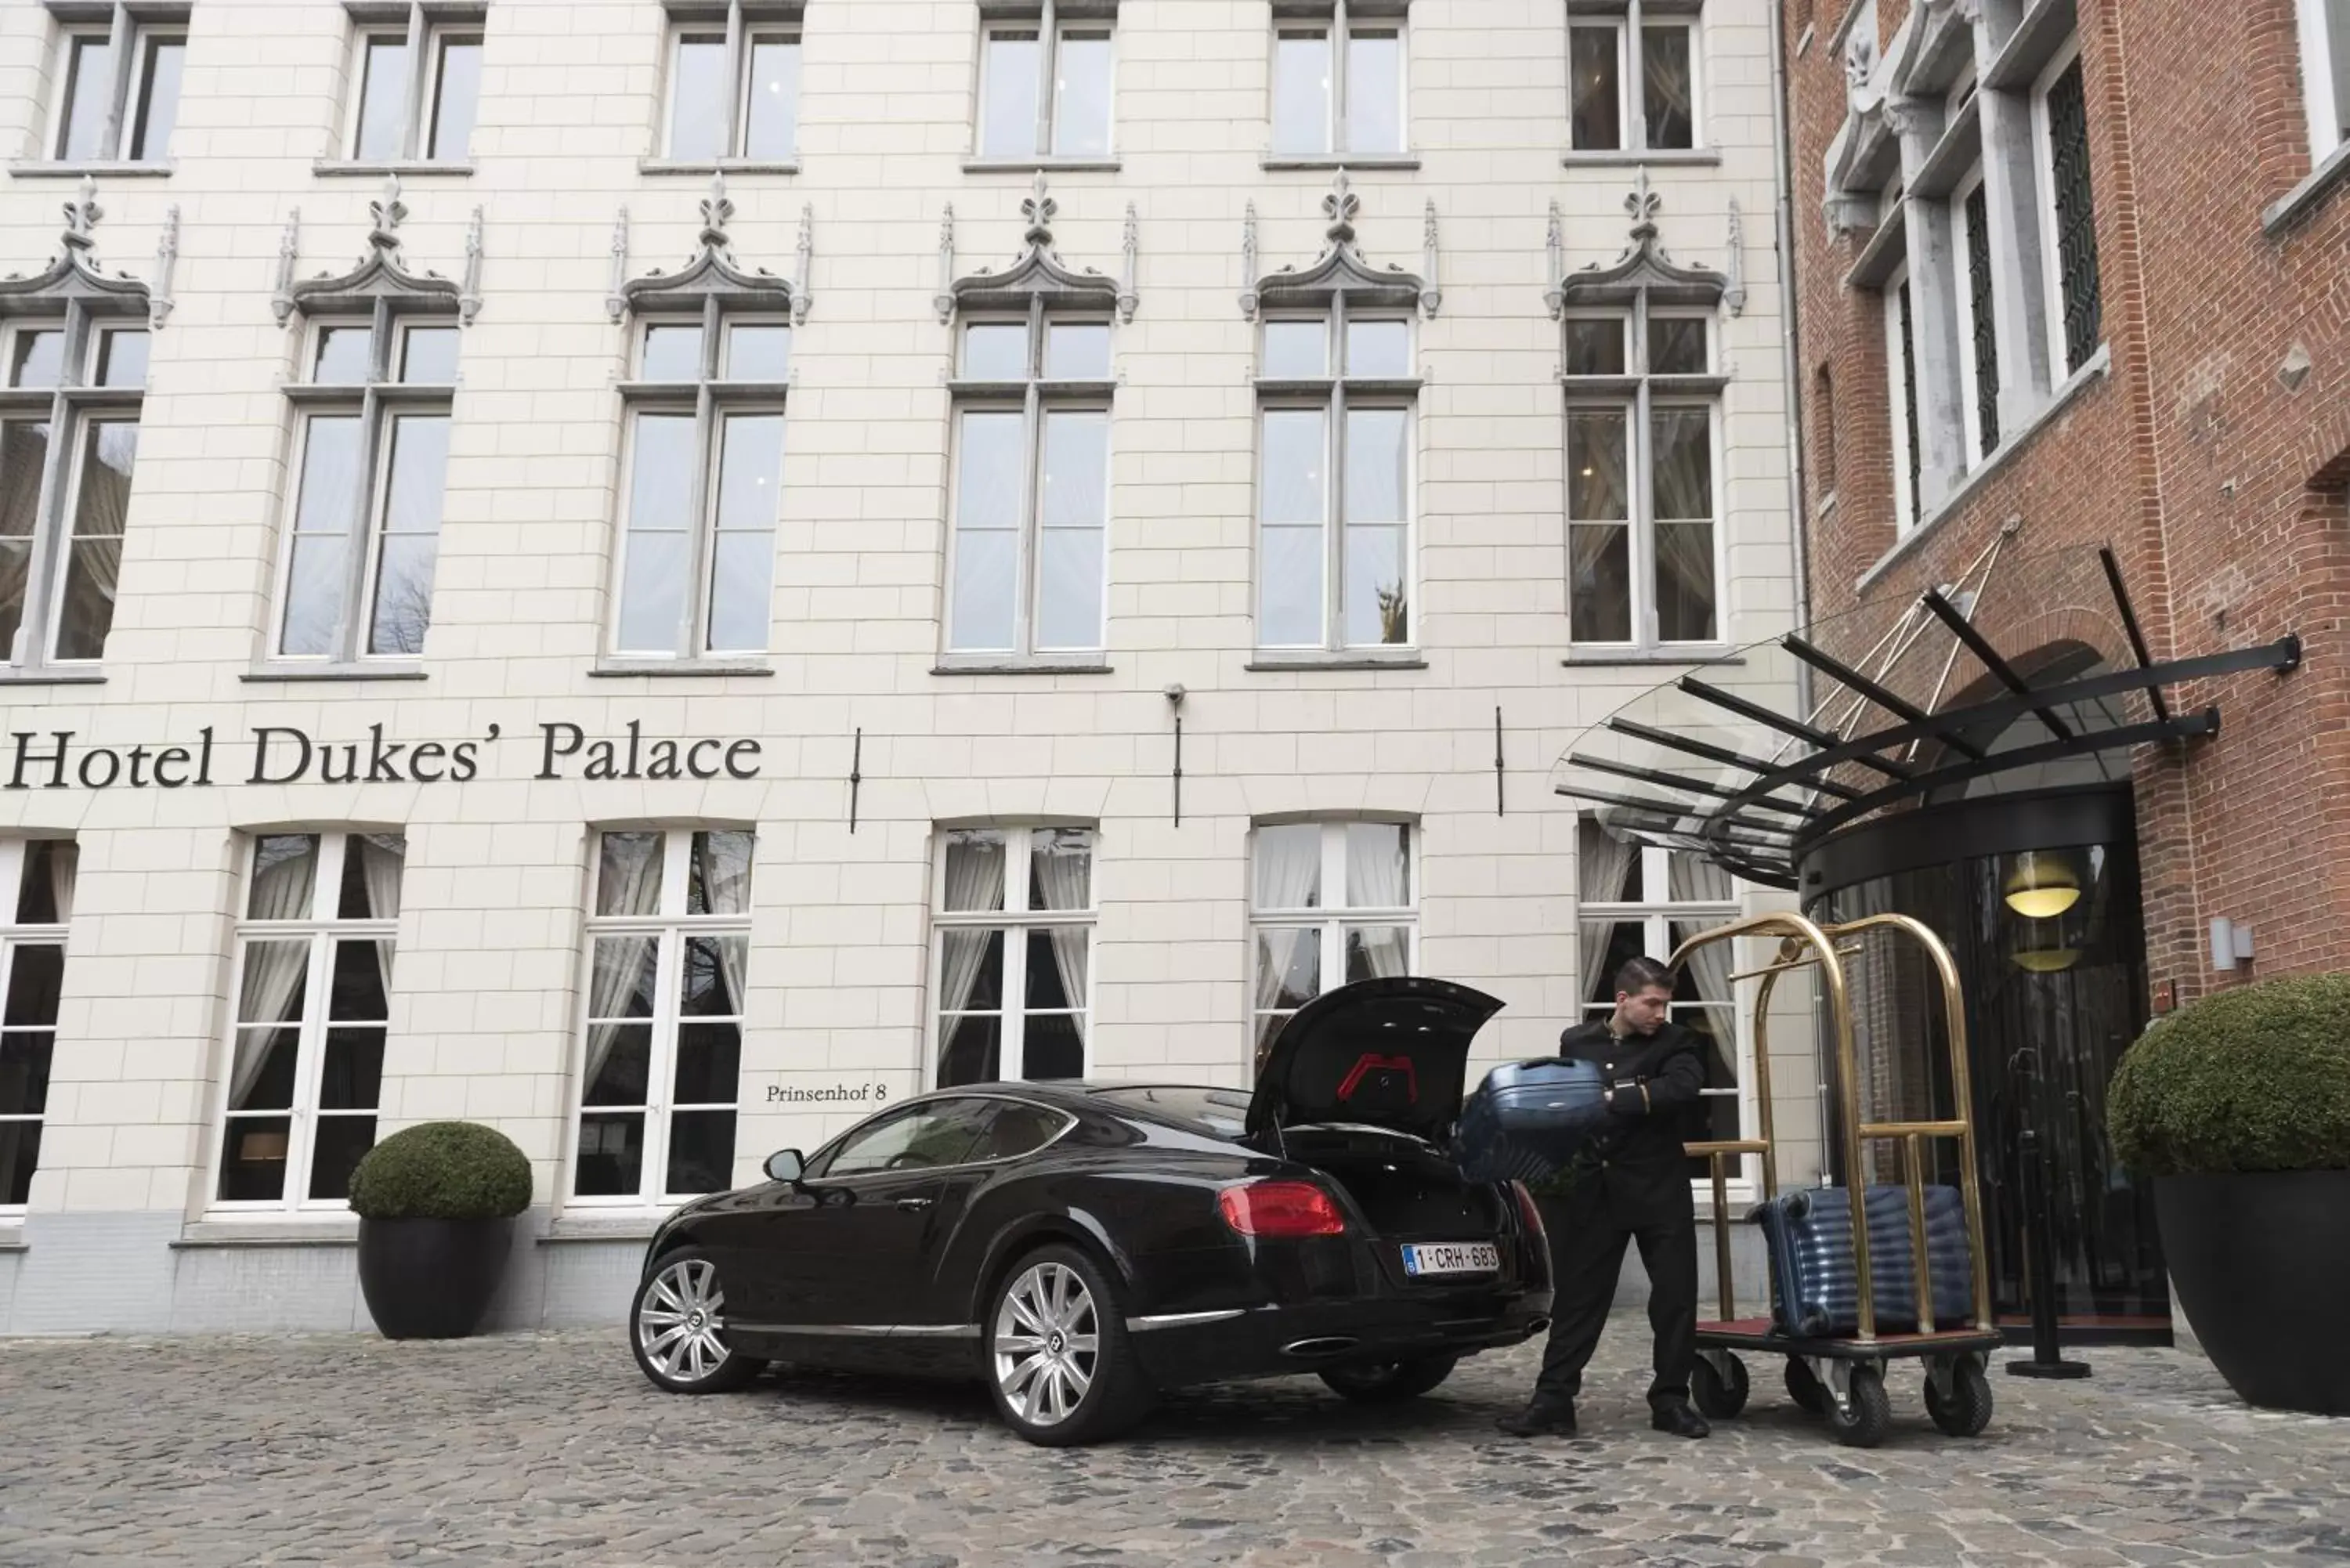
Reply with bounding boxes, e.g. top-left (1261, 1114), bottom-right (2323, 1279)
top-left (1244, 975), bottom-right (1505, 1145)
